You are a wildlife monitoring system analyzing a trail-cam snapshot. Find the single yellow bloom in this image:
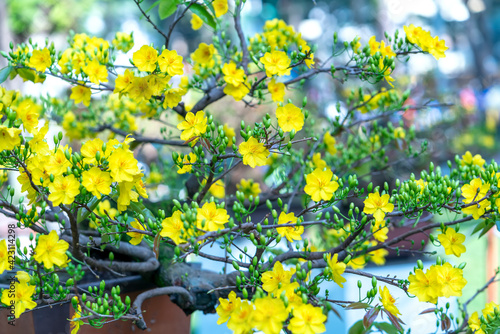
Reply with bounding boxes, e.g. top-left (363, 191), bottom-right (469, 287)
top-left (288, 303), bottom-right (327, 334)
top-left (177, 153), bottom-right (197, 174)
top-left (81, 137), bottom-right (104, 165)
top-left (196, 202), bottom-right (229, 231)
top-left (260, 50), bottom-right (291, 77)
top-left (83, 59), bottom-right (108, 84)
top-left (160, 211), bottom-right (186, 245)
top-left (107, 147), bottom-right (140, 182)
top-left (461, 178), bottom-right (489, 204)
top-left (190, 14), bottom-right (203, 30)
top-left (177, 111), bottom-right (207, 143)
top-left (461, 151), bottom-right (485, 168)
top-left (226, 300), bottom-right (253, 334)
top-left (363, 192), bottom-right (394, 221)
top-left (268, 78), bottom-right (285, 102)
top-left (70, 85), bottom-right (91, 107)
top-left (158, 49), bottom-right (184, 76)
top-left (323, 132), bottom-right (337, 155)
top-left (213, 0), bottom-right (228, 17)
top-left (223, 81), bottom-right (250, 101)
top-left (276, 212), bottom-right (303, 242)
top-left (326, 253), bottom-right (346, 288)
top-left (28, 48), bottom-right (52, 72)
top-left (238, 137), bottom-right (270, 168)
top-left (127, 219), bottom-right (145, 245)
top-left (276, 103), bottom-right (304, 133)
top-left (0, 277), bottom-right (37, 318)
top-left (408, 268), bottom-right (438, 303)
top-left (437, 228), bottom-right (466, 257)
top-left (81, 167), bottom-right (112, 199)
top-left (222, 62), bottom-right (245, 87)
top-left (0, 125), bottom-right (21, 152)
top-left (0, 239), bottom-right (9, 274)
top-left (379, 286), bottom-right (401, 316)
top-left (261, 261), bottom-right (295, 295)
top-left (132, 45), bottom-right (158, 72)
top-left (253, 296), bottom-right (288, 334)
top-left (304, 168), bottom-right (339, 202)
top-left (216, 291), bottom-right (241, 324)
top-left (191, 43), bottom-right (216, 65)
top-left (33, 230), bottom-right (70, 269)
top-left (48, 174), bottom-right (81, 206)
